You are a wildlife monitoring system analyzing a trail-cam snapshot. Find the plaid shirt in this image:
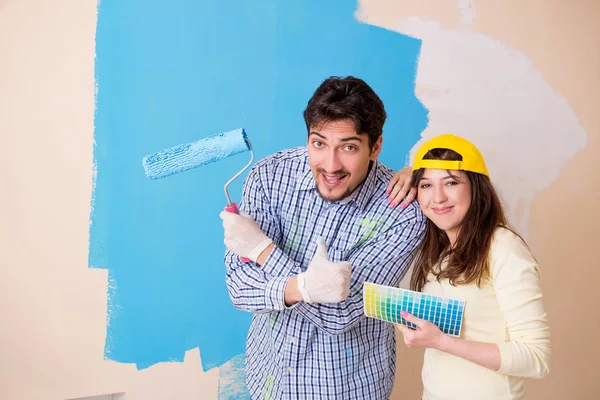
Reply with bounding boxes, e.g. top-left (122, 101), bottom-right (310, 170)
top-left (224, 147), bottom-right (426, 400)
